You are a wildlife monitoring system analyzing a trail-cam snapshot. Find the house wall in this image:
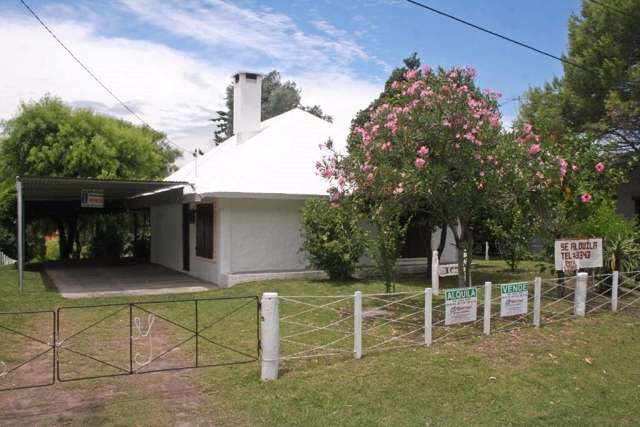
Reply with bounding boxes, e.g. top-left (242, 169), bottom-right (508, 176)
top-left (227, 198), bottom-right (307, 273)
top-left (617, 166), bottom-right (640, 219)
top-left (150, 203), bottom-right (182, 271)
top-left (150, 197), bottom-right (461, 287)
